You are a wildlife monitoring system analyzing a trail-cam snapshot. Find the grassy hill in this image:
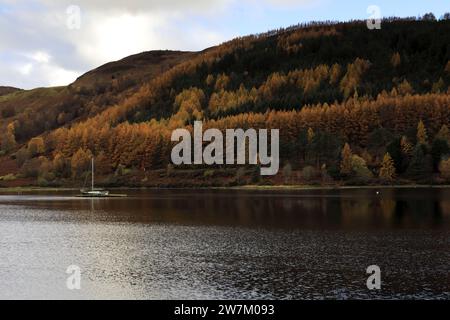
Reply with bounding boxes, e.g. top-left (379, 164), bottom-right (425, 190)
top-left (1, 17), bottom-right (450, 188)
top-left (0, 86), bottom-right (22, 97)
top-left (0, 50), bottom-right (196, 143)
